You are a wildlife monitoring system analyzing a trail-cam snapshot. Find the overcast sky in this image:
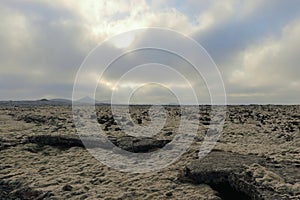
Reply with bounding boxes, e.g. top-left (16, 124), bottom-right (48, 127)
top-left (0, 0), bottom-right (299, 104)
